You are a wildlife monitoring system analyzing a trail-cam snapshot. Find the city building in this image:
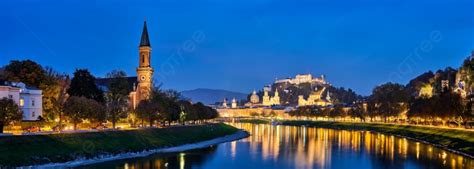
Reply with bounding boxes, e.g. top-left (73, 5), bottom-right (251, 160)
top-left (0, 81), bottom-right (20, 103)
top-left (231, 98), bottom-right (237, 108)
top-left (262, 88), bottom-right (280, 106)
top-left (298, 87), bottom-right (332, 107)
top-left (222, 98), bottom-right (228, 108)
top-left (0, 81), bottom-right (43, 121)
top-left (249, 90), bottom-right (260, 104)
top-left (219, 73), bottom-right (332, 117)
